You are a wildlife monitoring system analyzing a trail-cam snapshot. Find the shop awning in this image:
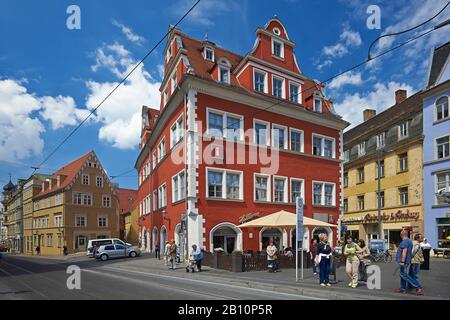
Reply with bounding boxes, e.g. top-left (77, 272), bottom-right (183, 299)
top-left (237, 210), bottom-right (337, 228)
